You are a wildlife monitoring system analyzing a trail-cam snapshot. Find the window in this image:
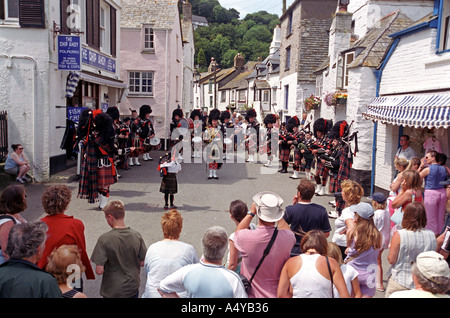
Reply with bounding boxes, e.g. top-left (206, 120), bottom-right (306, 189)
top-left (142, 26), bottom-right (155, 52)
top-left (438, 0), bottom-right (450, 52)
top-left (99, 2), bottom-right (110, 53)
top-left (128, 71), bottom-right (154, 95)
top-left (208, 79), bottom-right (213, 93)
top-left (221, 91), bottom-right (226, 103)
top-left (238, 90), bottom-right (246, 102)
top-left (285, 46), bottom-right (291, 70)
top-left (287, 11), bottom-right (293, 36)
top-left (100, 6), bottom-right (106, 50)
top-left (336, 51), bottom-right (354, 89)
top-left (263, 90), bottom-right (269, 102)
top-left (1, 0), bottom-right (19, 20)
top-left (272, 87), bottom-right (277, 103)
top-left (315, 74), bottom-right (323, 97)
